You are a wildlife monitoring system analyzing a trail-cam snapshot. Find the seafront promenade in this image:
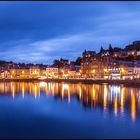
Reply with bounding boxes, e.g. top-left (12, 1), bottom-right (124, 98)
top-left (0, 78), bottom-right (139, 86)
